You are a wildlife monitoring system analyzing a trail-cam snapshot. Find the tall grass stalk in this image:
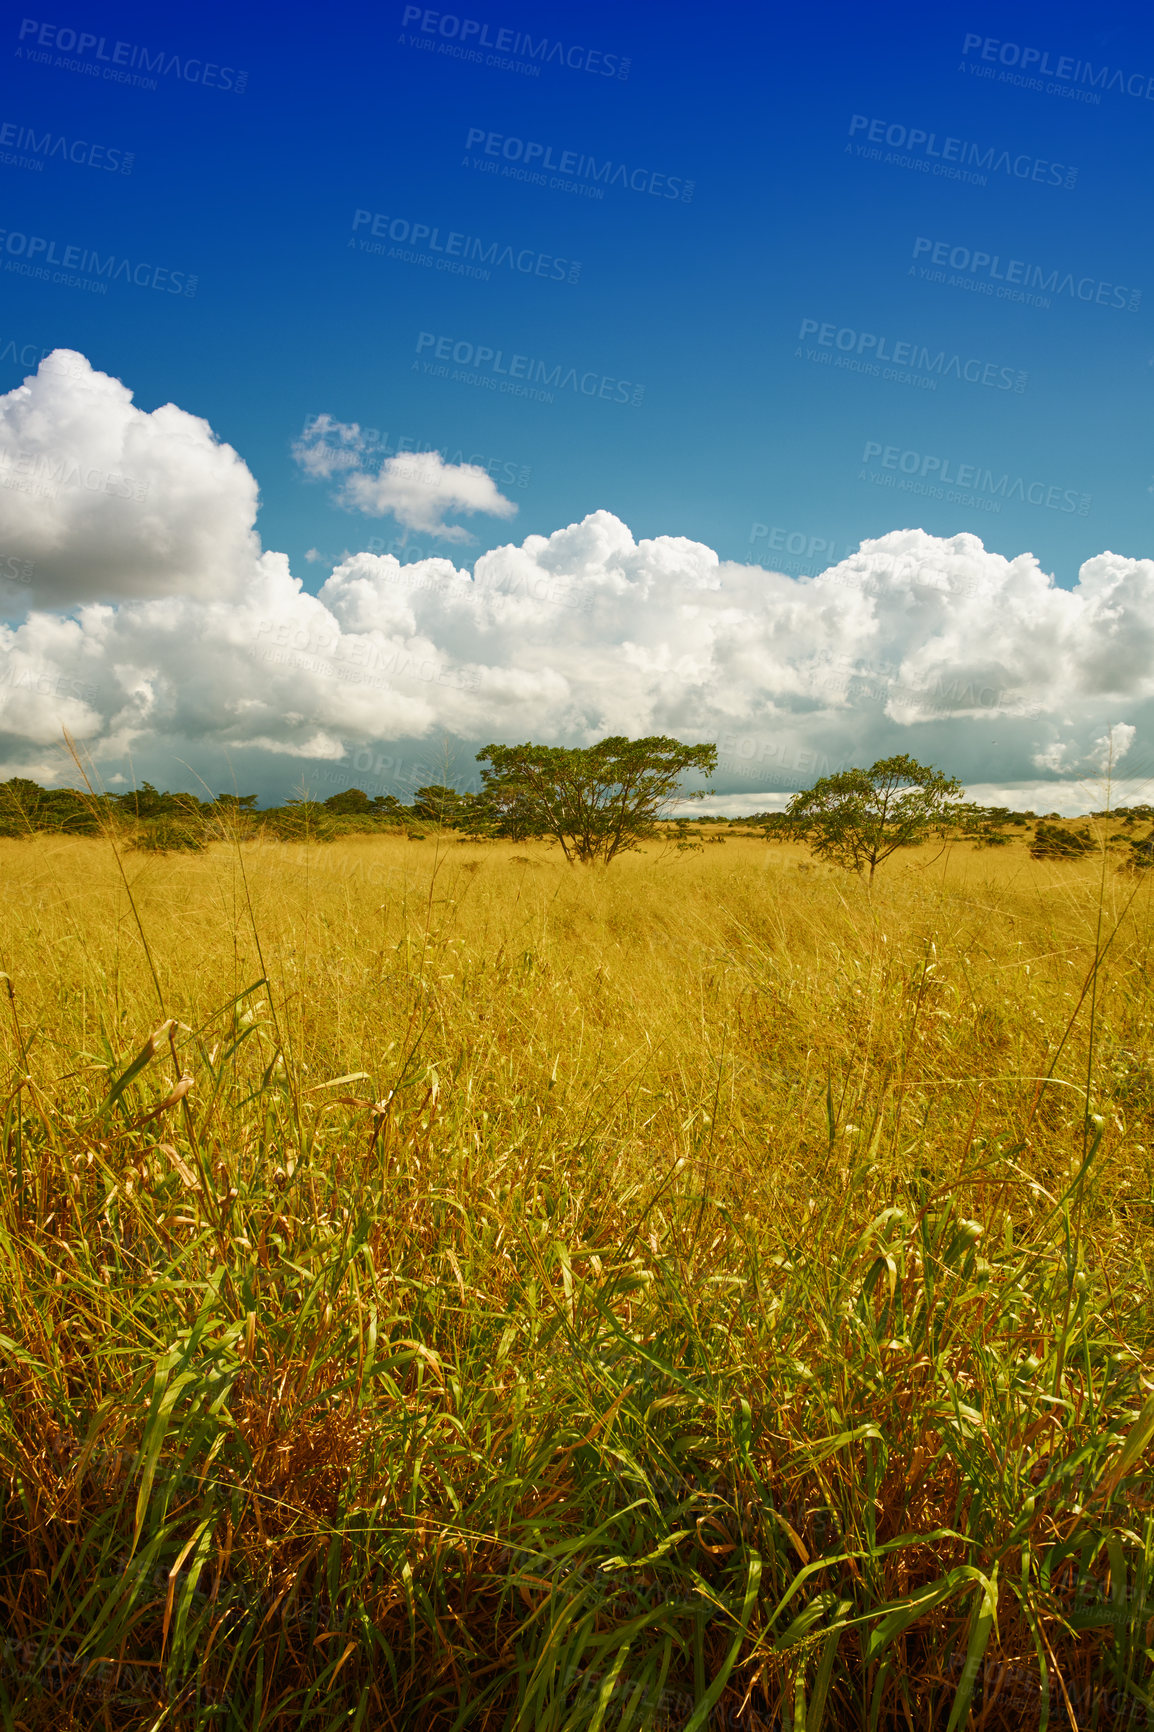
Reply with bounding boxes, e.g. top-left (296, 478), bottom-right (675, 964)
top-left (0, 832), bottom-right (1151, 1728)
